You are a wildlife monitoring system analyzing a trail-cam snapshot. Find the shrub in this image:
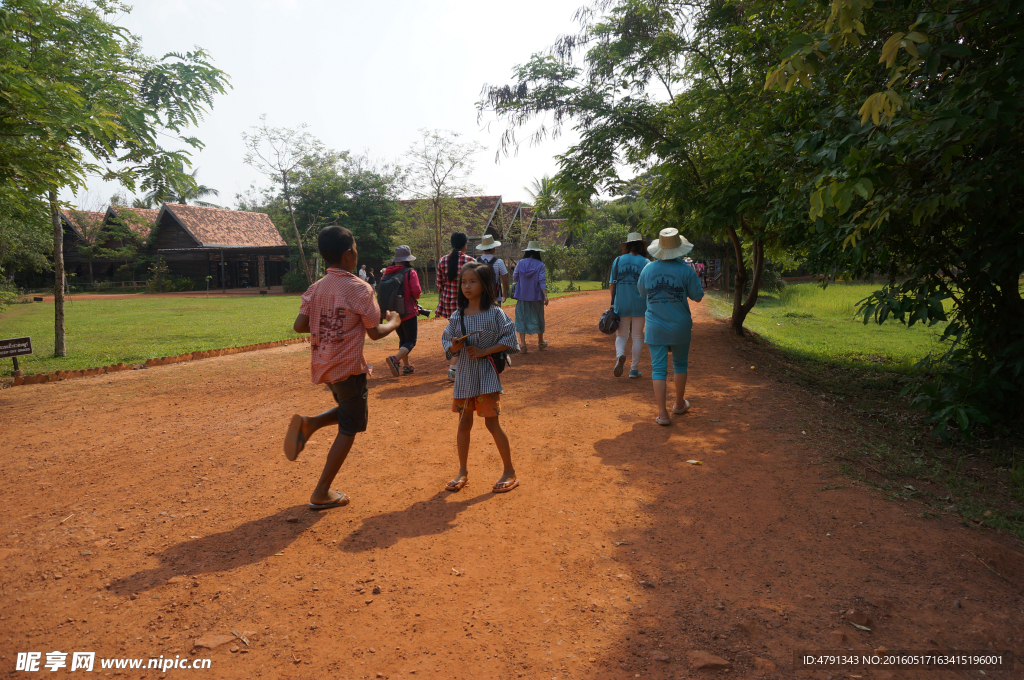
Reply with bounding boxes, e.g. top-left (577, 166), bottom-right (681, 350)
top-left (282, 267), bottom-right (309, 293)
